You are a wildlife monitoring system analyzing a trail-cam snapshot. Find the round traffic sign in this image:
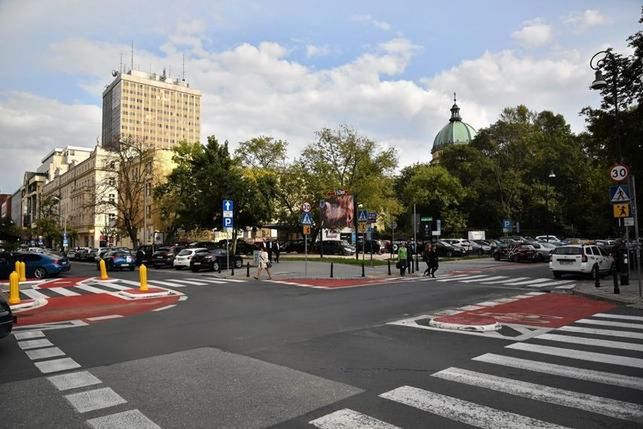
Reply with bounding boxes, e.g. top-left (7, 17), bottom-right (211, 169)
top-left (302, 202), bottom-right (311, 212)
top-left (610, 164), bottom-right (629, 182)
top-left (390, 221), bottom-right (397, 229)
